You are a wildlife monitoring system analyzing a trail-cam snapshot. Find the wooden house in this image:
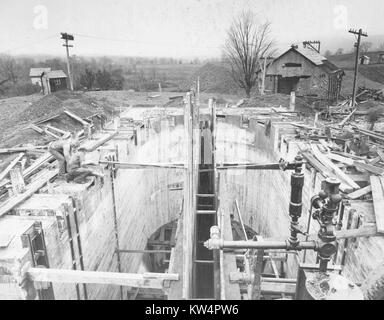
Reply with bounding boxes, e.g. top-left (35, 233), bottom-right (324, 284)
top-left (41, 70), bottom-right (68, 94)
top-left (259, 45), bottom-right (344, 102)
top-left (29, 68), bottom-right (51, 86)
